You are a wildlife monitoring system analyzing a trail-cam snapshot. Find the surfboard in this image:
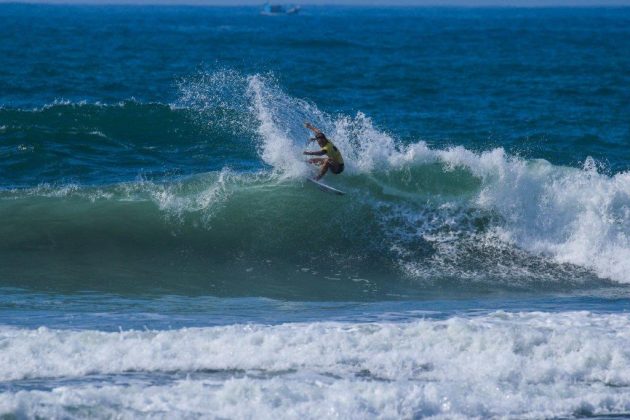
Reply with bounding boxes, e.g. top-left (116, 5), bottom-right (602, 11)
top-left (307, 178), bottom-right (345, 195)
